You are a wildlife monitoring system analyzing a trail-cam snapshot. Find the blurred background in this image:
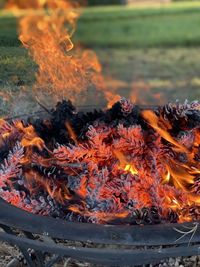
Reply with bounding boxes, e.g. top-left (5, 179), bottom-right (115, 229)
top-left (0, 0), bottom-right (200, 114)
